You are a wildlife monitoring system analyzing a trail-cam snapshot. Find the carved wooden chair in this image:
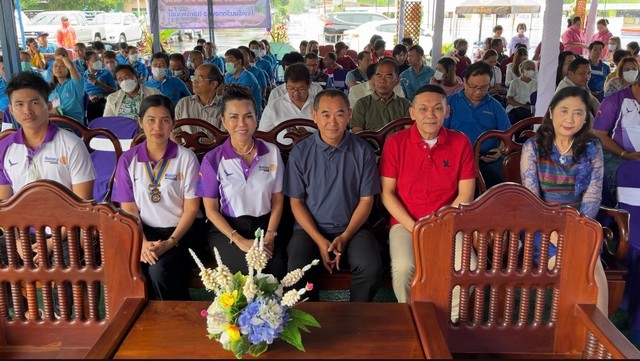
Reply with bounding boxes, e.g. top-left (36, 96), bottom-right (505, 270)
top-left (473, 116), bottom-right (631, 317)
top-left (0, 180), bottom-right (146, 358)
top-left (409, 183), bottom-right (640, 359)
top-left (49, 115), bottom-right (123, 203)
